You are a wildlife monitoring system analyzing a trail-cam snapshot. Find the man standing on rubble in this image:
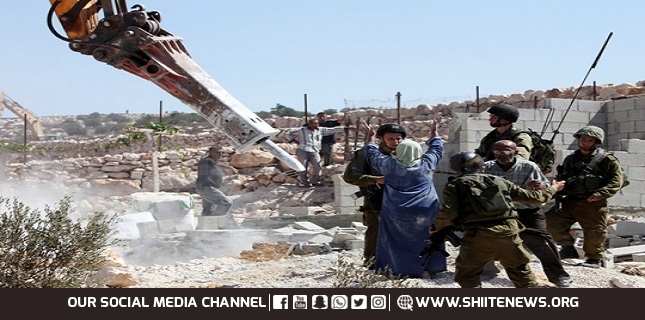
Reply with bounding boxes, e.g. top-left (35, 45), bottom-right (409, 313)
top-left (196, 146), bottom-right (238, 216)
